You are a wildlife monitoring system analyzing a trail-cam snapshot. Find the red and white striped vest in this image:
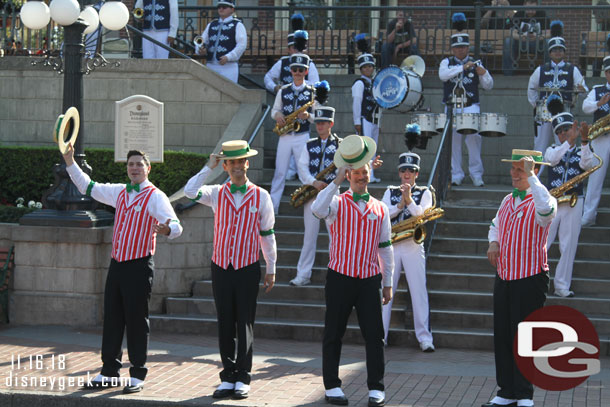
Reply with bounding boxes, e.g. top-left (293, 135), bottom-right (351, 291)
top-left (212, 183), bottom-right (262, 270)
top-left (496, 194), bottom-right (551, 280)
top-left (111, 186), bottom-right (159, 262)
top-left (328, 191), bottom-right (385, 278)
